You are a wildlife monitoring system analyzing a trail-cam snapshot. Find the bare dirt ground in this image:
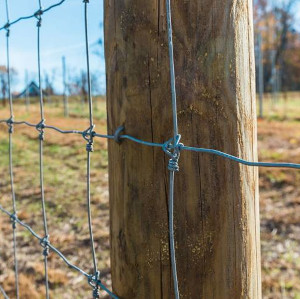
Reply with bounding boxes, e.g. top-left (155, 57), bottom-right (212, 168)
top-left (0, 95), bottom-right (300, 298)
